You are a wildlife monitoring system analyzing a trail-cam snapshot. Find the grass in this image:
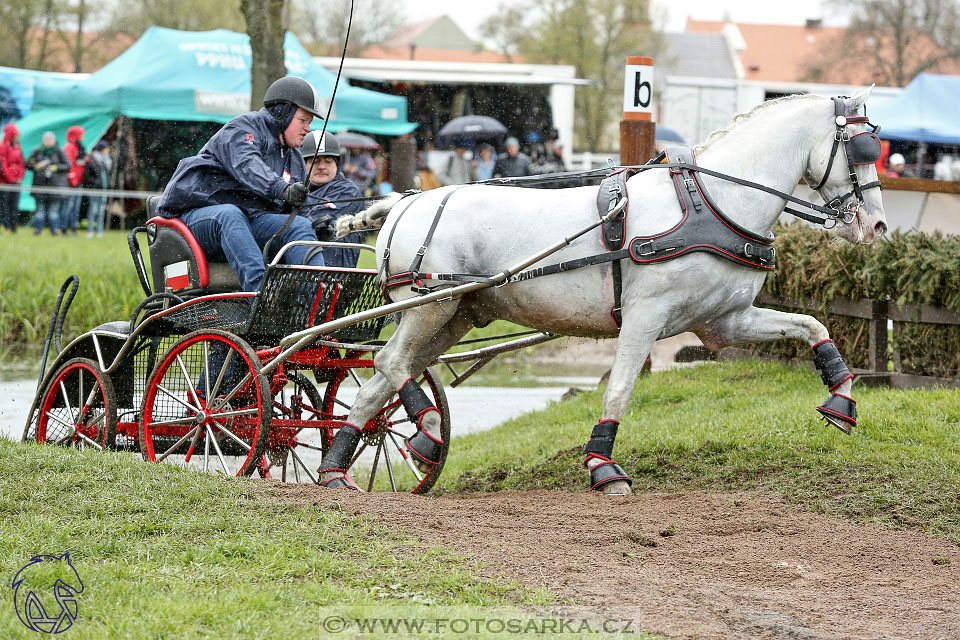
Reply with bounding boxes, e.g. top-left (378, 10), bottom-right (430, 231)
top-left (0, 230), bottom-right (147, 354)
top-left (437, 359), bottom-right (960, 544)
top-left (0, 439), bottom-right (592, 640)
